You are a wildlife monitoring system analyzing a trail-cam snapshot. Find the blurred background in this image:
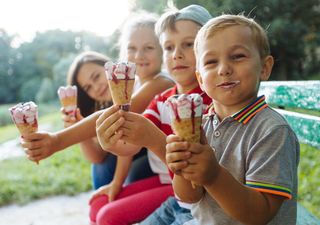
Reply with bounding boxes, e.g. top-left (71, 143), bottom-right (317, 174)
top-left (0, 0), bottom-right (319, 222)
